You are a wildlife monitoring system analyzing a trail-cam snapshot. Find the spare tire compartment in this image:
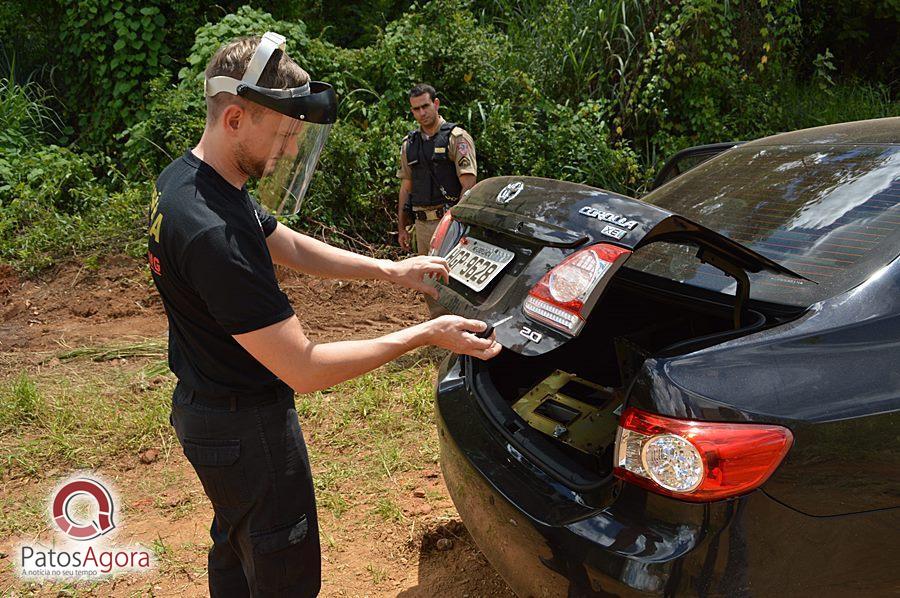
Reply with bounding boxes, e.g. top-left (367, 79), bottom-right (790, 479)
top-left (472, 266), bottom-right (788, 501)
